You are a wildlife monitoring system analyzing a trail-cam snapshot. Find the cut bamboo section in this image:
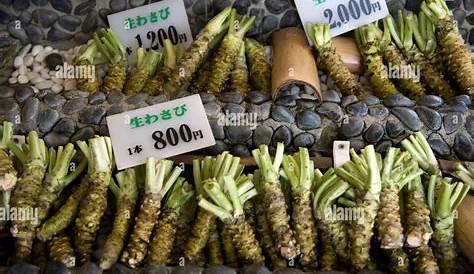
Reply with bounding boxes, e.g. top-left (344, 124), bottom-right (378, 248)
top-left (455, 194), bottom-right (474, 264)
top-left (333, 36), bottom-right (363, 74)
